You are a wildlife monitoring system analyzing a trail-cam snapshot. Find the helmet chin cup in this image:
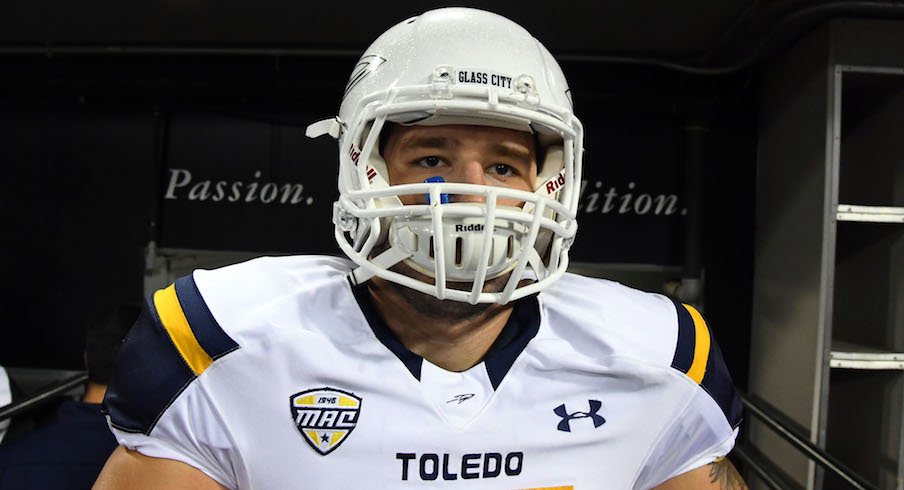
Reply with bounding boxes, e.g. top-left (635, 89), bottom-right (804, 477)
top-left (389, 204), bottom-right (526, 282)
